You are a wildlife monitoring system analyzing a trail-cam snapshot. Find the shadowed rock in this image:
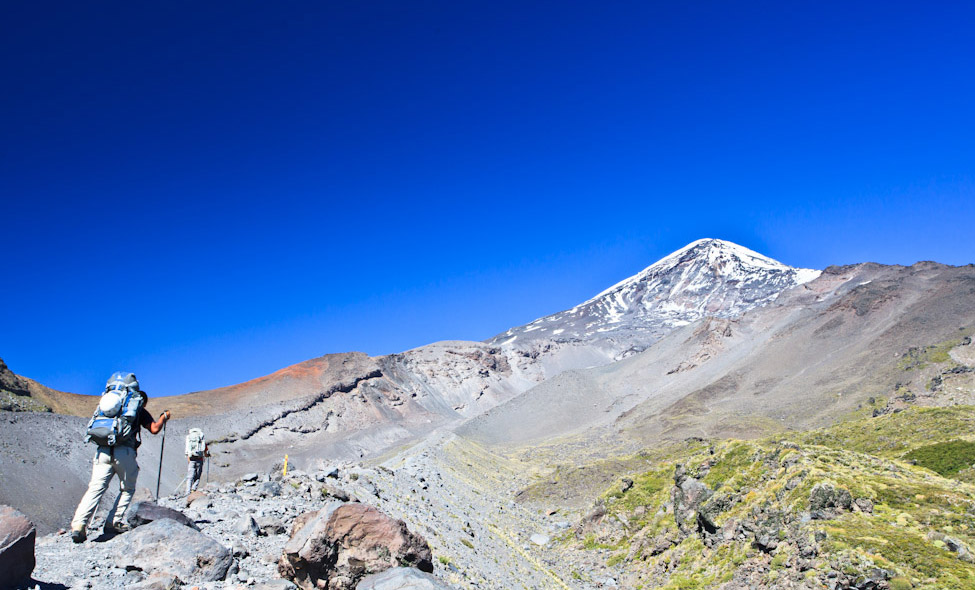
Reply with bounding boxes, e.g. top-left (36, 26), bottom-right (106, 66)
top-left (126, 501), bottom-right (199, 531)
top-left (279, 502), bottom-right (433, 590)
top-left (0, 505), bottom-right (35, 589)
